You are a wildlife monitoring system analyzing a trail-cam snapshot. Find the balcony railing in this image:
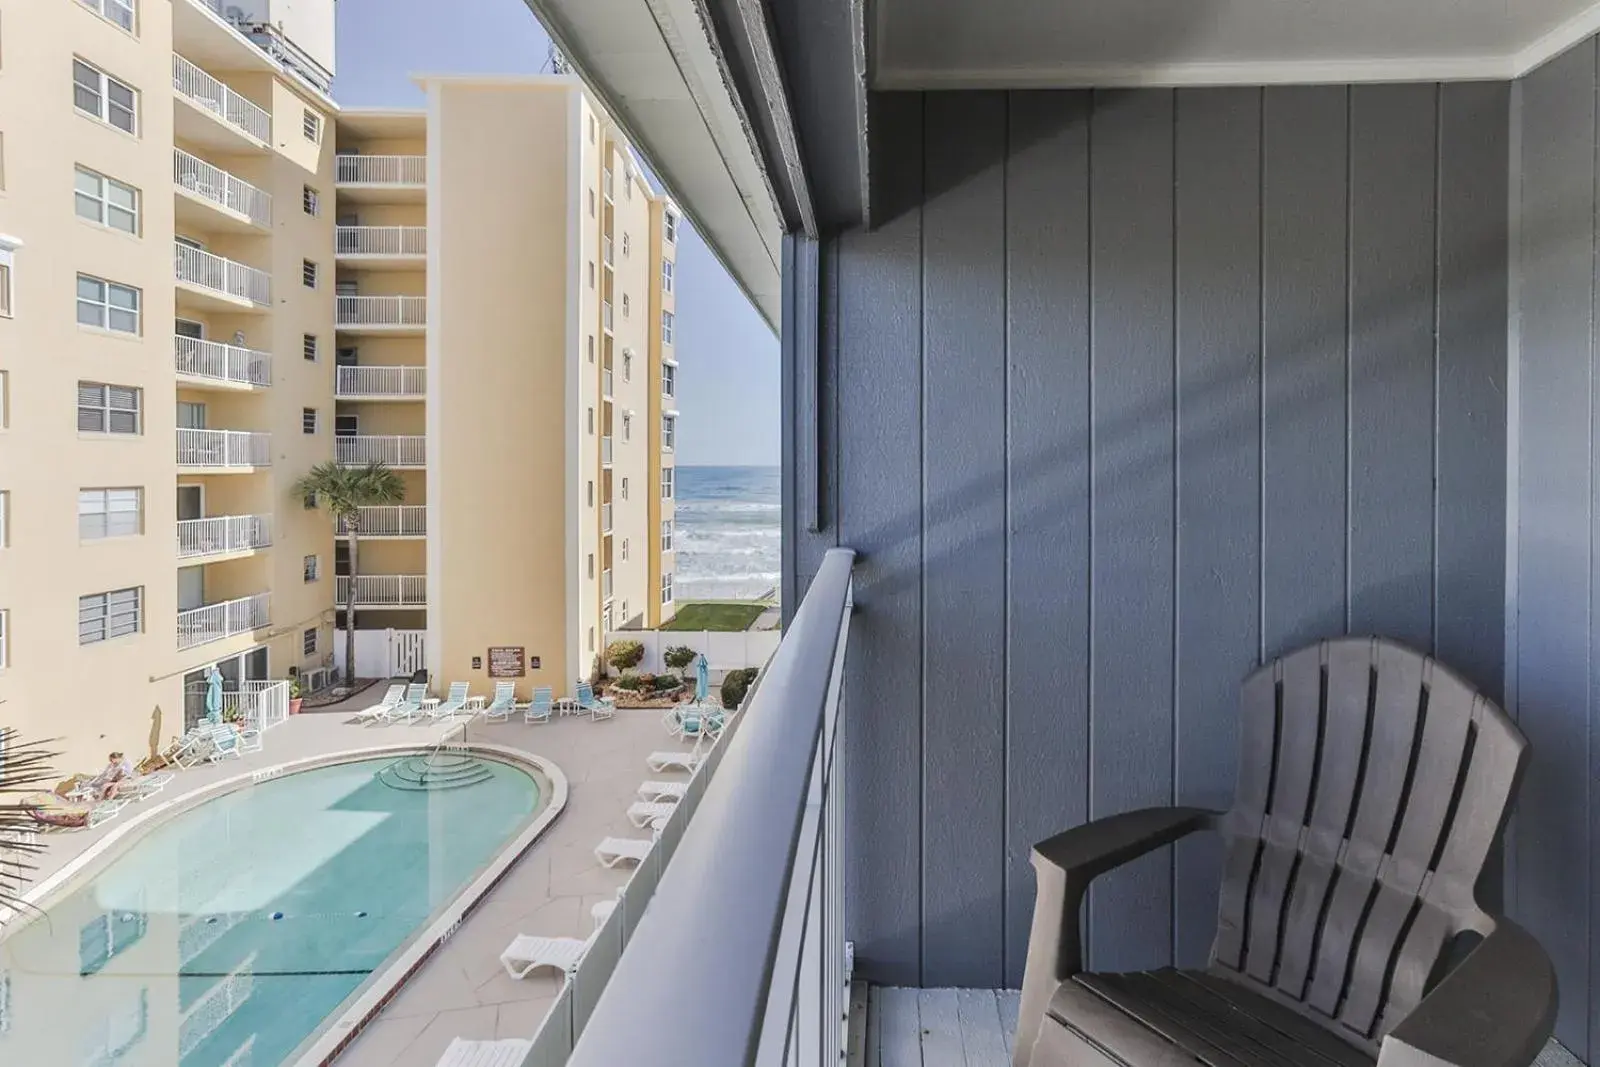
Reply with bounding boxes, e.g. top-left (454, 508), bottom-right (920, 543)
top-left (173, 149), bottom-right (271, 226)
top-left (177, 515), bottom-right (272, 559)
top-left (338, 505), bottom-right (426, 537)
top-left (603, 236), bottom-right (614, 266)
top-left (177, 592), bottom-right (271, 651)
top-left (602, 569), bottom-right (612, 600)
top-left (177, 428), bottom-right (271, 468)
top-left (336, 155), bottom-right (425, 185)
top-left (174, 336), bottom-right (272, 388)
top-left (175, 243), bottom-right (271, 306)
top-left (601, 435), bottom-right (614, 467)
top-left (602, 503), bottom-right (613, 533)
top-left (335, 365), bottom-right (426, 398)
top-left (552, 548), bottom-right (856, 1066)
top-left (337, 295), bottom-right (426, 328)
top-left (335, 226), bottom-right (426, 256)
top-left (603, 300), bottom-right (614, 331)
top-left (337, 574), bottom-right (426, 607)
top-left (603, 369), bottom-right (614, 398)
top-left (172, 55), bottom-right (271, 143)
top-left (336, 434), bottom-right (425, 467)
top-left (604, 168), bottom-right (614, 201)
